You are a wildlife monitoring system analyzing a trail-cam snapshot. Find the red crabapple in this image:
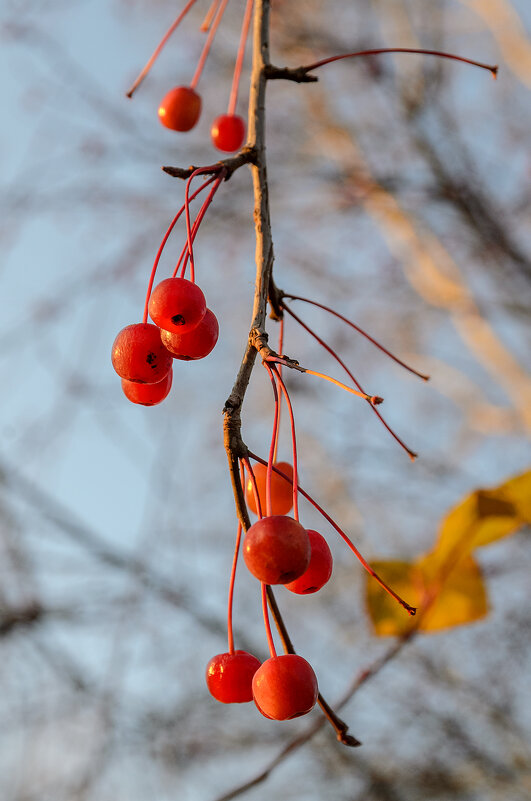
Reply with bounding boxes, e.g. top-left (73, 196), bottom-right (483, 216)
top-left (160, 308), bottom-right (219, 360)
top-left (148, 277), bottom-right (206, 334)
top-left (206, 650), bottom-right (261, 704)
top-left (252, 654), bottom-right (318, 720)
top-left (158, 86), bottom-right (202, 131)
top-left (211, 114), bottom-right (246, 152)
top-left (285, 529), bottom-right (333, 594)
top-left (111, 323), bottom-right (173, 384)
top-left (245, 462), bottom-right (294, 516)
top-left (121, 368), bottom-right (173, 406)
top-left (243, 516), bottom-right (310, 585)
